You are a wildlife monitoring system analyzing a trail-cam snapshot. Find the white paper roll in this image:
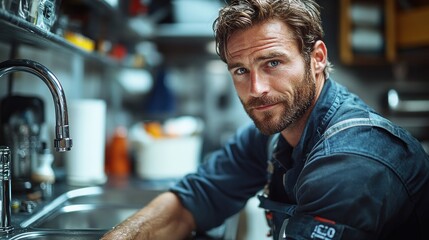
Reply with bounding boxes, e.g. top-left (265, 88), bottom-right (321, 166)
top-left (65, 99), bottom-right (107, 186)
